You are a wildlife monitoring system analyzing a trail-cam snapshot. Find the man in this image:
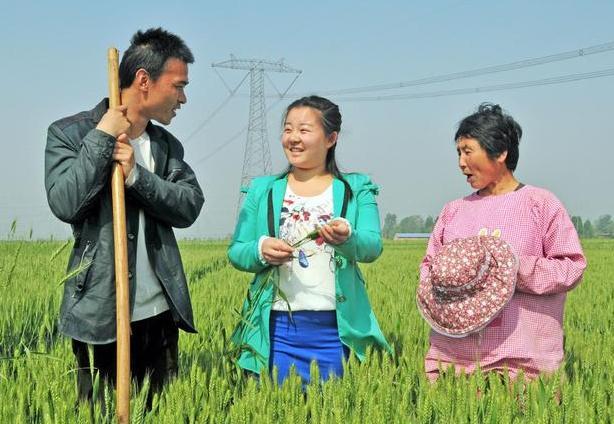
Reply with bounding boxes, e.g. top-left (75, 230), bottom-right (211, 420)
top-left (44, 28), bottom-right (204, 400)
